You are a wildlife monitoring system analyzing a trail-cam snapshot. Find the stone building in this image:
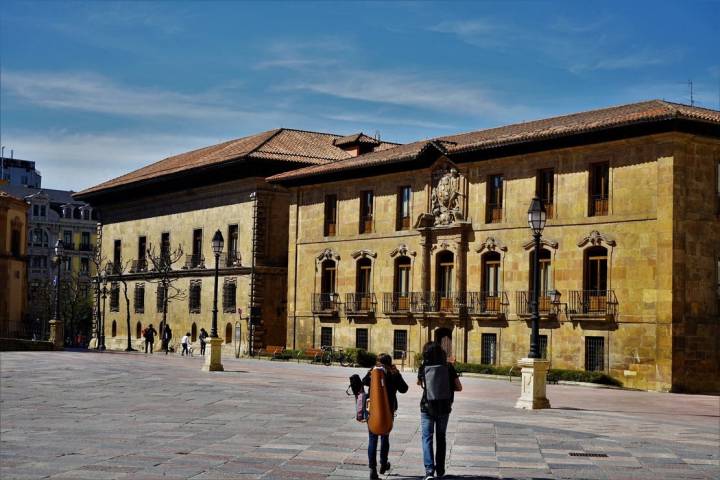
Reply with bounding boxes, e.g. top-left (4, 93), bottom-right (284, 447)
top-left (0, 184), bottom-right (97, 339)
top-left (0, 192), bottom-right (29, 337)
top-left (269, 100), bottom-right (720, 393)
top-left (74, 129), bottom-right (397, 353)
